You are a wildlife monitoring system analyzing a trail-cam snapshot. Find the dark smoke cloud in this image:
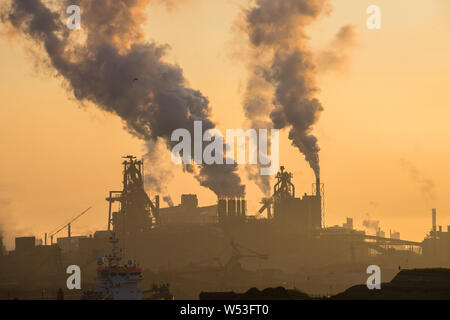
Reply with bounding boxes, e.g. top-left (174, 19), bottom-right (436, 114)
top-left (400, 159), bottom-right (436, 205)
top-left (163, 195), bottom-right (174, 207)
top-left (2, 0), bottom-right (245, 197)
top-left (184, 162), bottom-right (245, 198)
top-left (317, 24), bottom-right (358, 73)
top-left (242, 0), bottom-right (329, 179)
